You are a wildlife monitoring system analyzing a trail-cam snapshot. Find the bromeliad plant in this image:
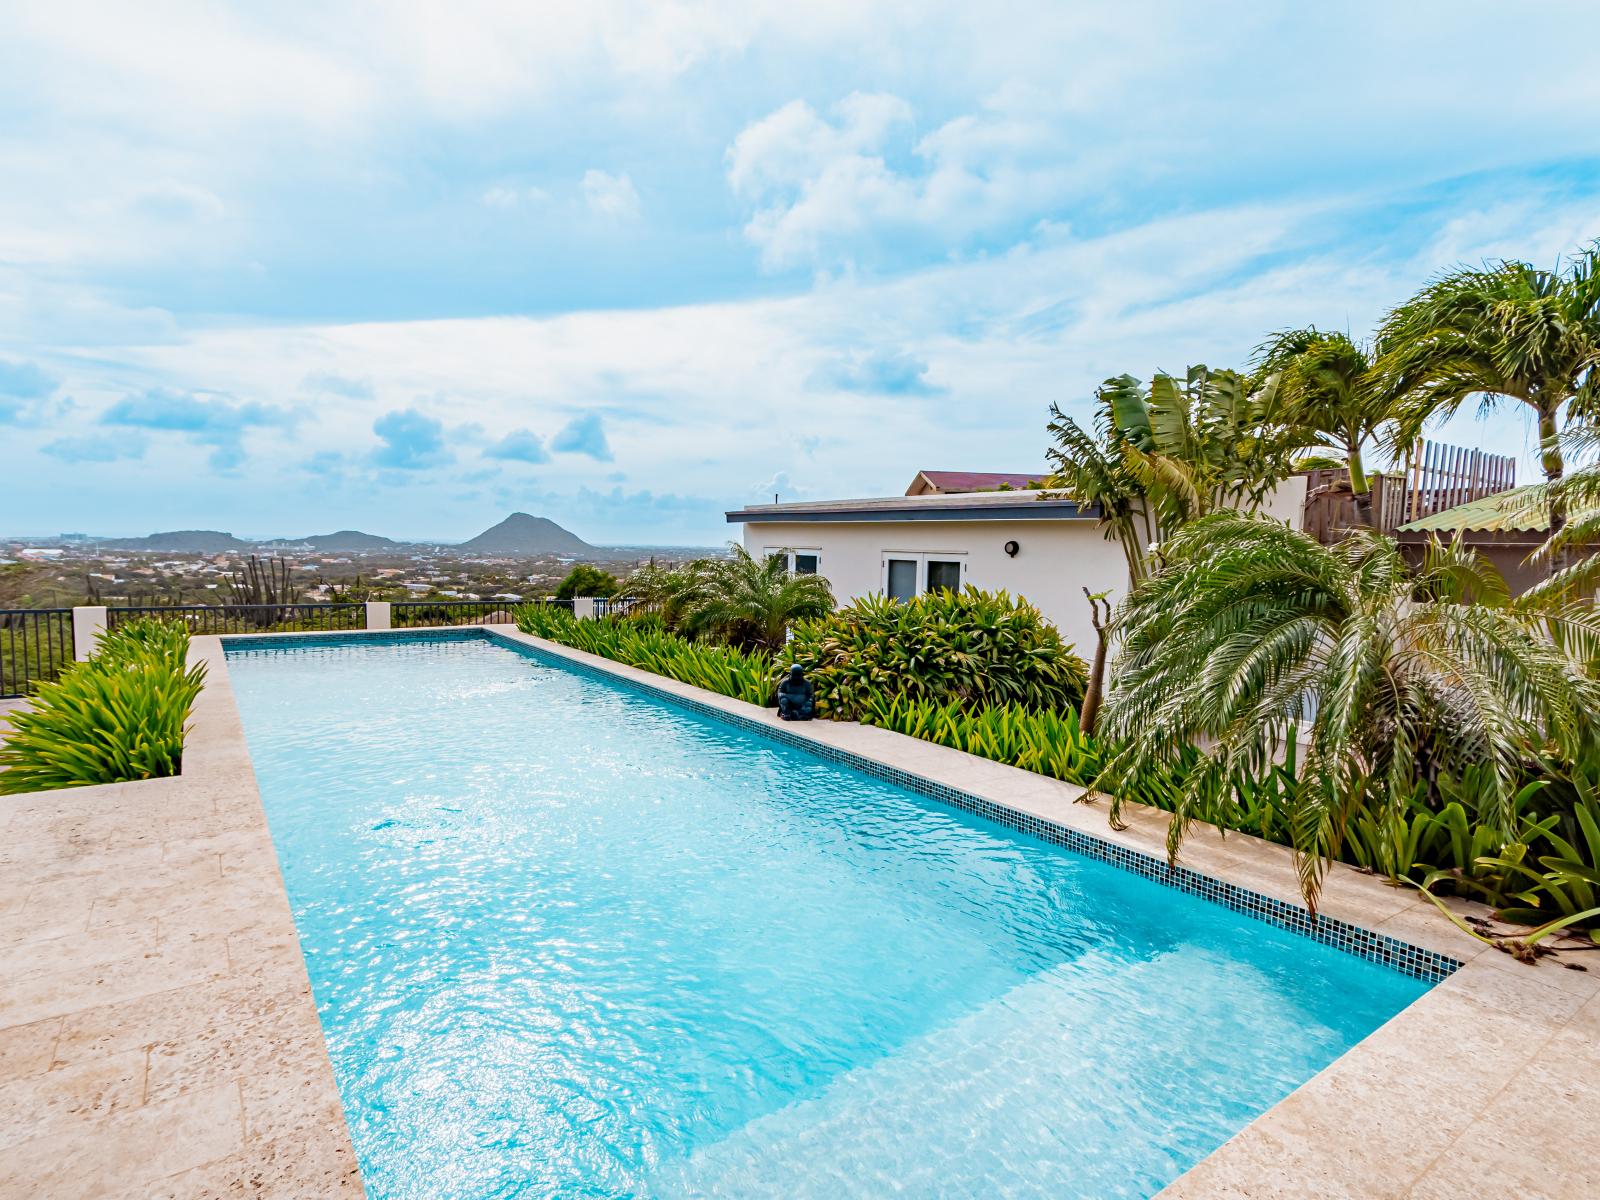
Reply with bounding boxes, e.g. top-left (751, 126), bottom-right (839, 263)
top-left (786, 587), bottom-right (1087, 720)
top-left (0, 617), bottom-right (205, 794)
